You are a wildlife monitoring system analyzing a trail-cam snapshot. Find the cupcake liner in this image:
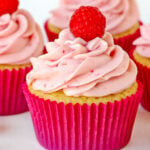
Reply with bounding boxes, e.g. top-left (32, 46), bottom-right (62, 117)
top-left (131, 50), bottom-right (150, 111)
top-left (138, 66), bottom-right (150, 111)
top-left (43, 46), bottom-right (47, 54)
top-left (114, 23), bottom-right (141, 54)
top-left (44, 20), bottom-right (59, 41)
top-left (23, 81), bottom-right (143, 150)
top-left (0, 66), bottom-right (31, 115)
